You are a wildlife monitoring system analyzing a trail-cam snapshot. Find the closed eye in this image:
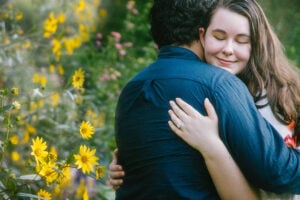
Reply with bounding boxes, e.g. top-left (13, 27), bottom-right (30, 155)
top-left (212, 31), bottom-right (226, 40)
top-left (236, 35), bottom-right (250, 44)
